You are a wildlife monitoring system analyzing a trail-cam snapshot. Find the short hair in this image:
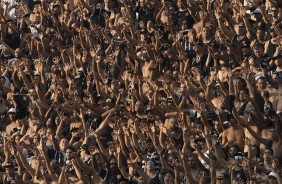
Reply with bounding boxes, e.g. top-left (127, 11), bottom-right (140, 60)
top-left (253, 43), bottom-right (263, 50)
top-left (229, 144), bottom-right (240, 151)
top-left (250, 144), bottom-right (260, 157)
top-left (264, 147), bottom-right (274, 155)
top-left (66, 146), bottom-right (76, 152)
top-left (164, 170), bottom-right (175, 178)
